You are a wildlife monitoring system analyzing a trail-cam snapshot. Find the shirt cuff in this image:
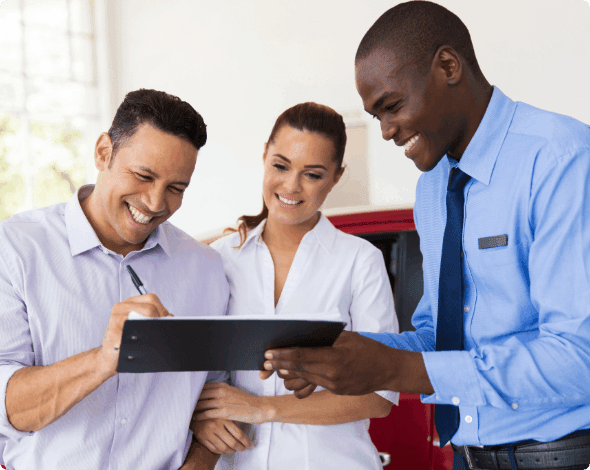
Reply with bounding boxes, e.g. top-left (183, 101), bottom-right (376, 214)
top-left (375, 390), bottom-right (399, 406)
top-left (421, 350), bottom-right (486, 406)
top-left (0, 364), bottom-right (35, 441)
